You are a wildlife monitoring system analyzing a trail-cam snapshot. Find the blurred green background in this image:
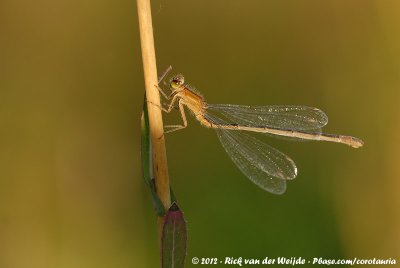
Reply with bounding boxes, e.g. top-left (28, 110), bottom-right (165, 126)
top-left (1, 0), bottom-right (399, 267)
